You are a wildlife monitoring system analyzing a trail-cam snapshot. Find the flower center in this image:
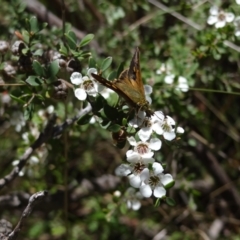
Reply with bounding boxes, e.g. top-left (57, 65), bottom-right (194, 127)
top-left (148, 175), bottom-right (160, 188)
top-left (136, 143), bottom-right (148, 155)
top-left (83, 79), bottom-right (94, 91)
top-left (218, 12), bottom-right (226, 21)
top-left (143, 119), bottom-right (152, 128)
top-left (162, 118), bottom-right (172, 132)
top-left (133, 162), bottom-right (145, 174)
